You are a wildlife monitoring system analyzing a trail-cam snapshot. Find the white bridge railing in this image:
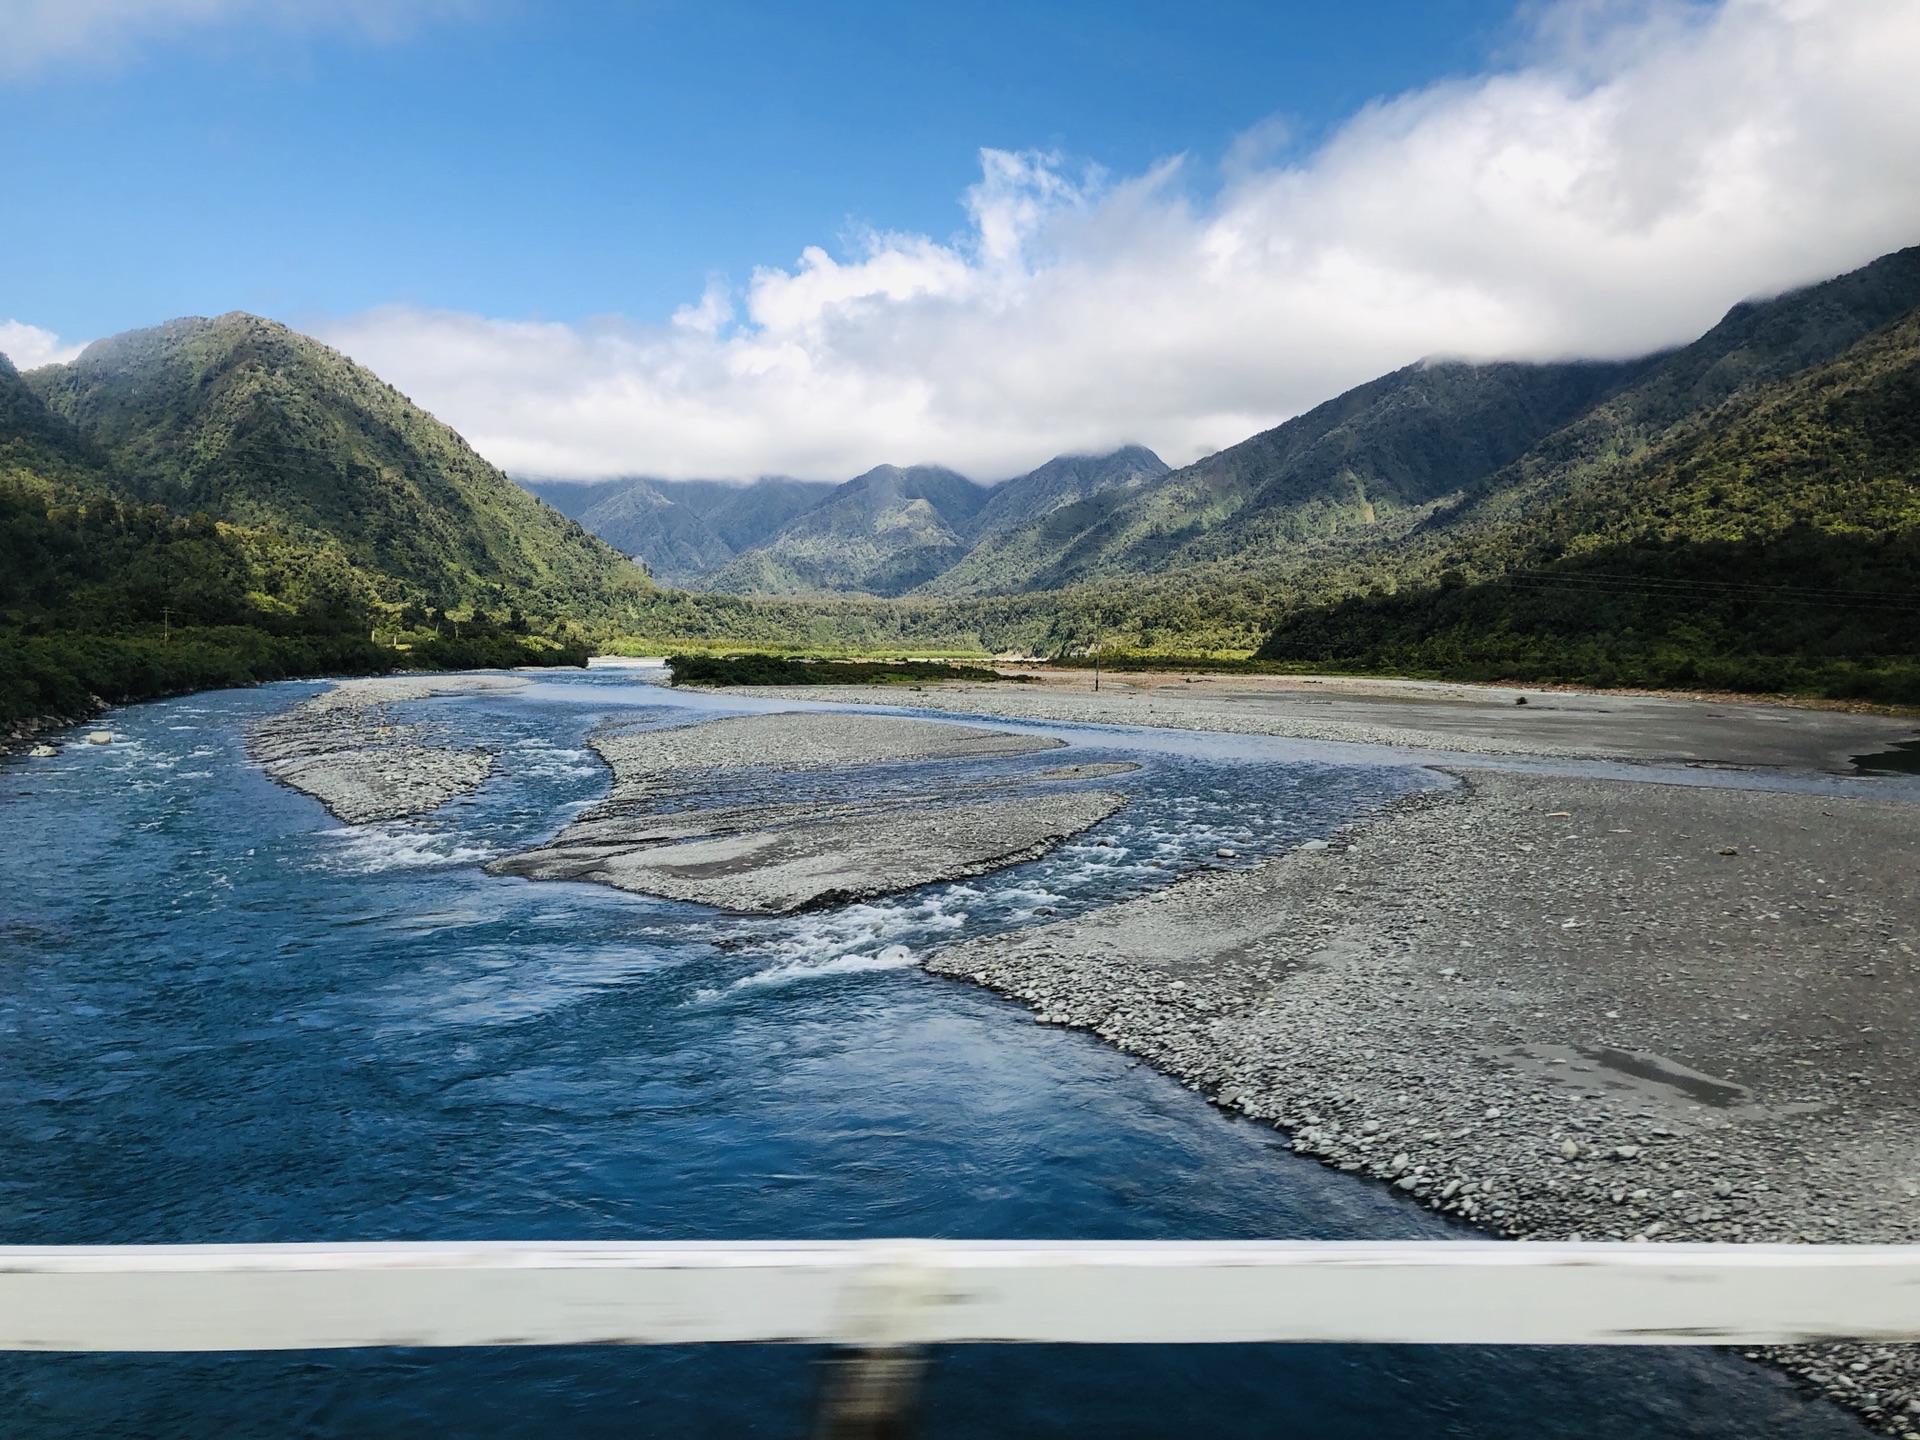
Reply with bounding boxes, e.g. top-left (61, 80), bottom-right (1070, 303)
top-left (3, 1240), bottom-right (1918, 1351)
